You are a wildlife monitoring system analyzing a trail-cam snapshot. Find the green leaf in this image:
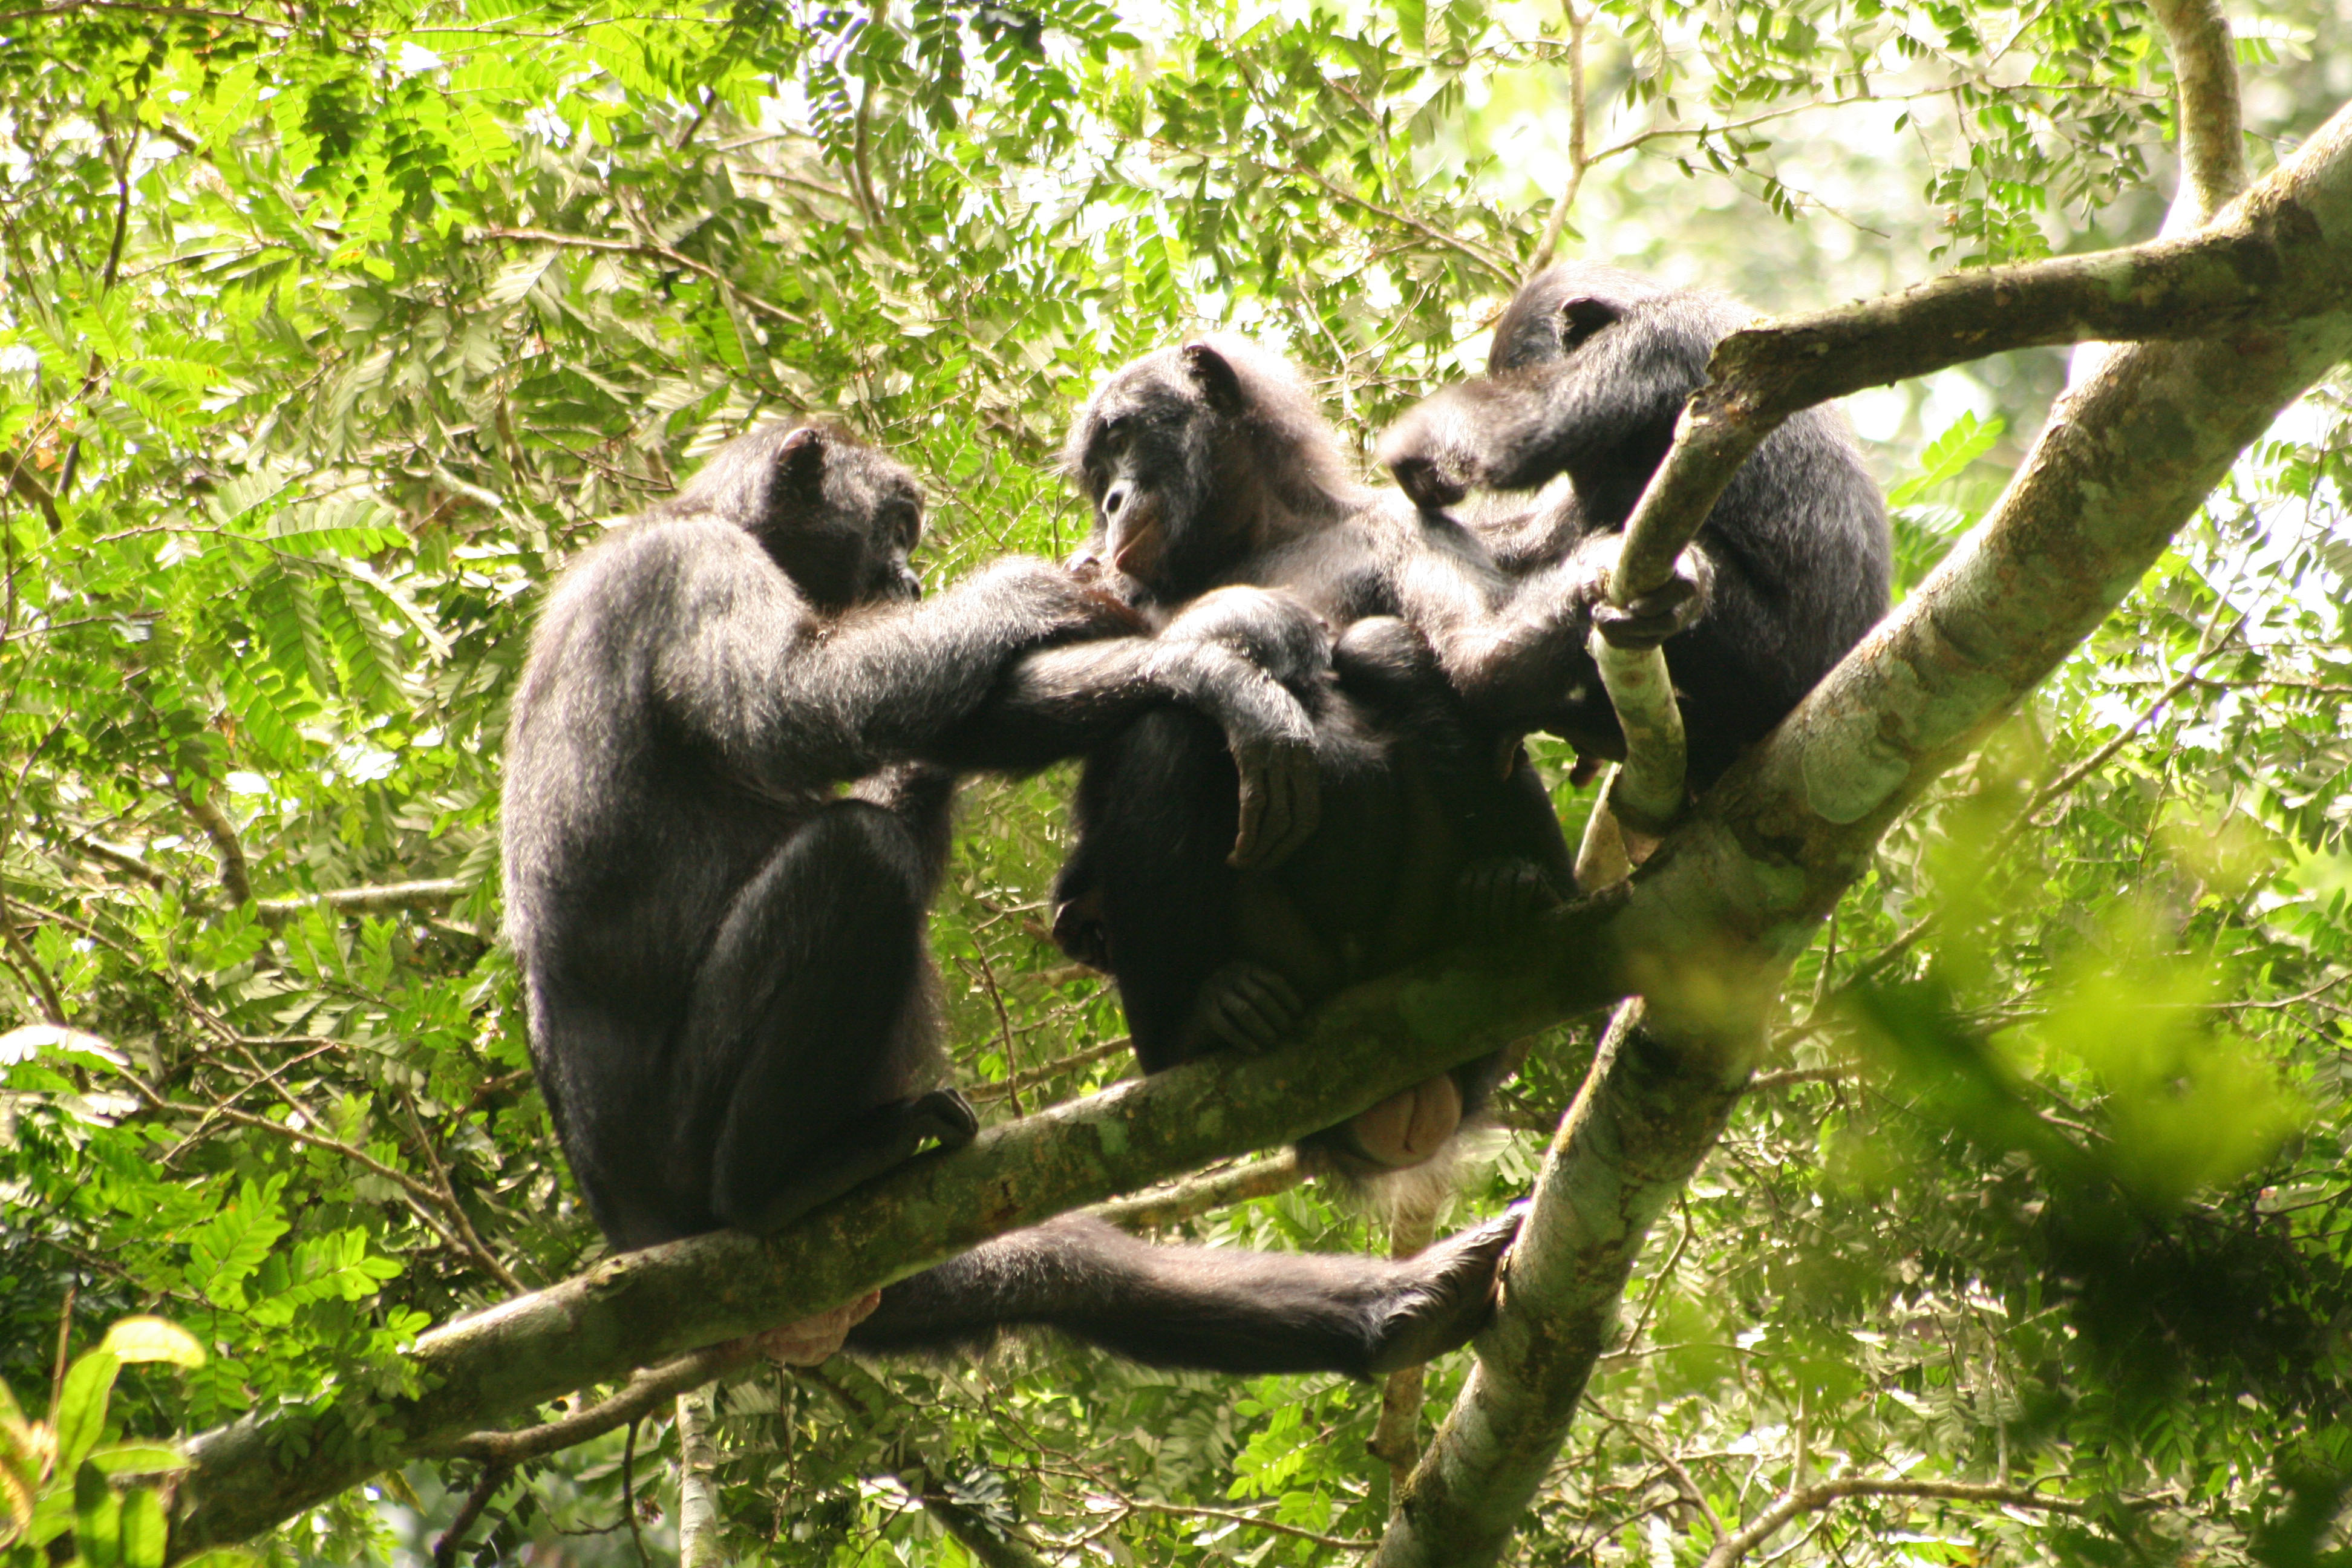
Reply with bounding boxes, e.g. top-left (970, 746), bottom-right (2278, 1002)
top-left (97, 1319), bottom-right (204, 1370)
top-left (74, 1461), bottom-right (119, 1568)
top-left (119, 1488), bottom-right (165, 1568)
top-left (53, 1353), bottom-right (121, 1478)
